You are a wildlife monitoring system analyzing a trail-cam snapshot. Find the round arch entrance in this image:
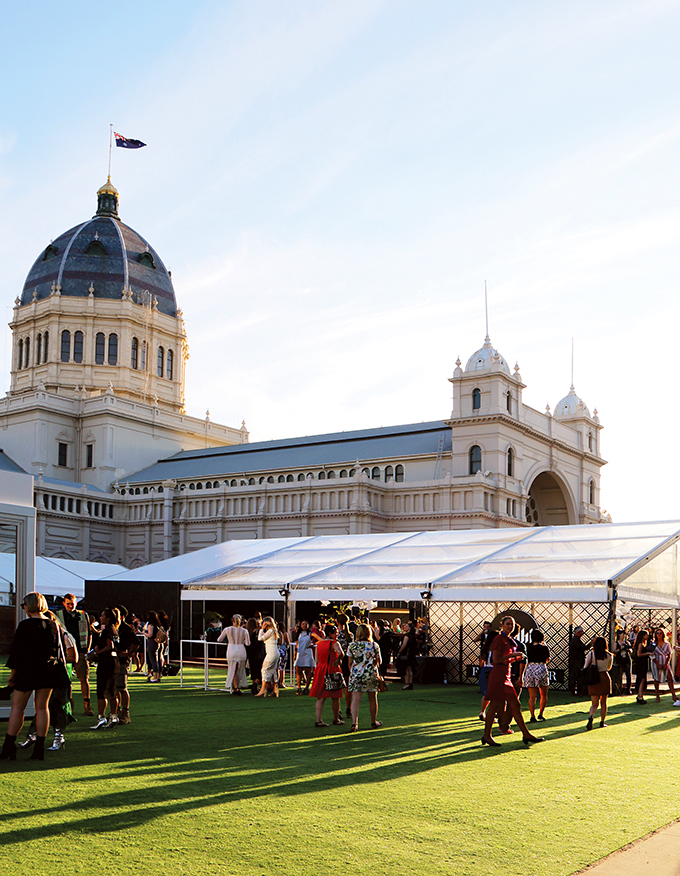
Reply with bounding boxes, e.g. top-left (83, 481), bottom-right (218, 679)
top-left (525, 472), bottom-right (573, 526)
